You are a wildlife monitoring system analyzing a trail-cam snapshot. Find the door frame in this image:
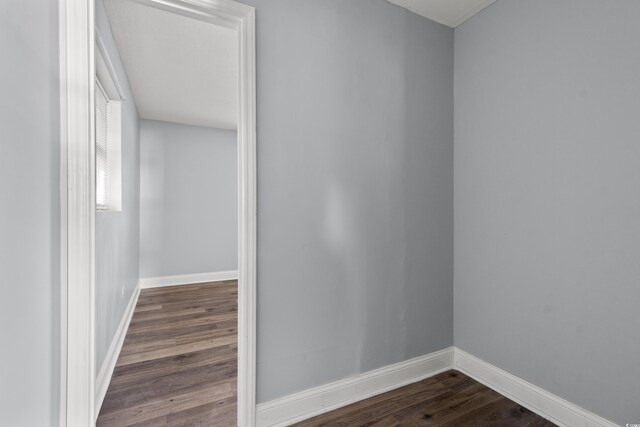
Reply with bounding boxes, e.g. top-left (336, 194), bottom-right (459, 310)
top-left (58, 0), bottom-right (257, 425)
